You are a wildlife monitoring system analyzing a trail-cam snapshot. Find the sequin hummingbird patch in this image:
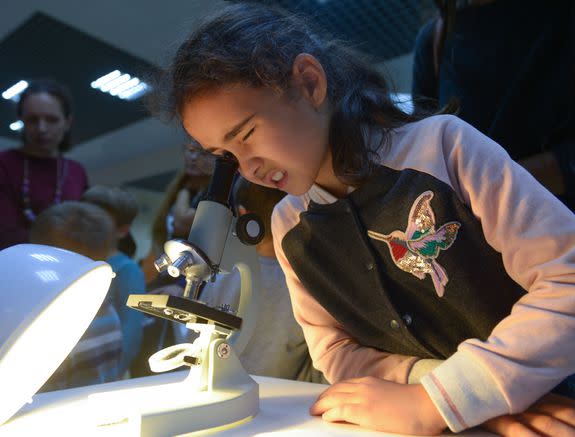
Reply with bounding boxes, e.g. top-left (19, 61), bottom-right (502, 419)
top-left (367, 191), bottom-right (460, 297)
